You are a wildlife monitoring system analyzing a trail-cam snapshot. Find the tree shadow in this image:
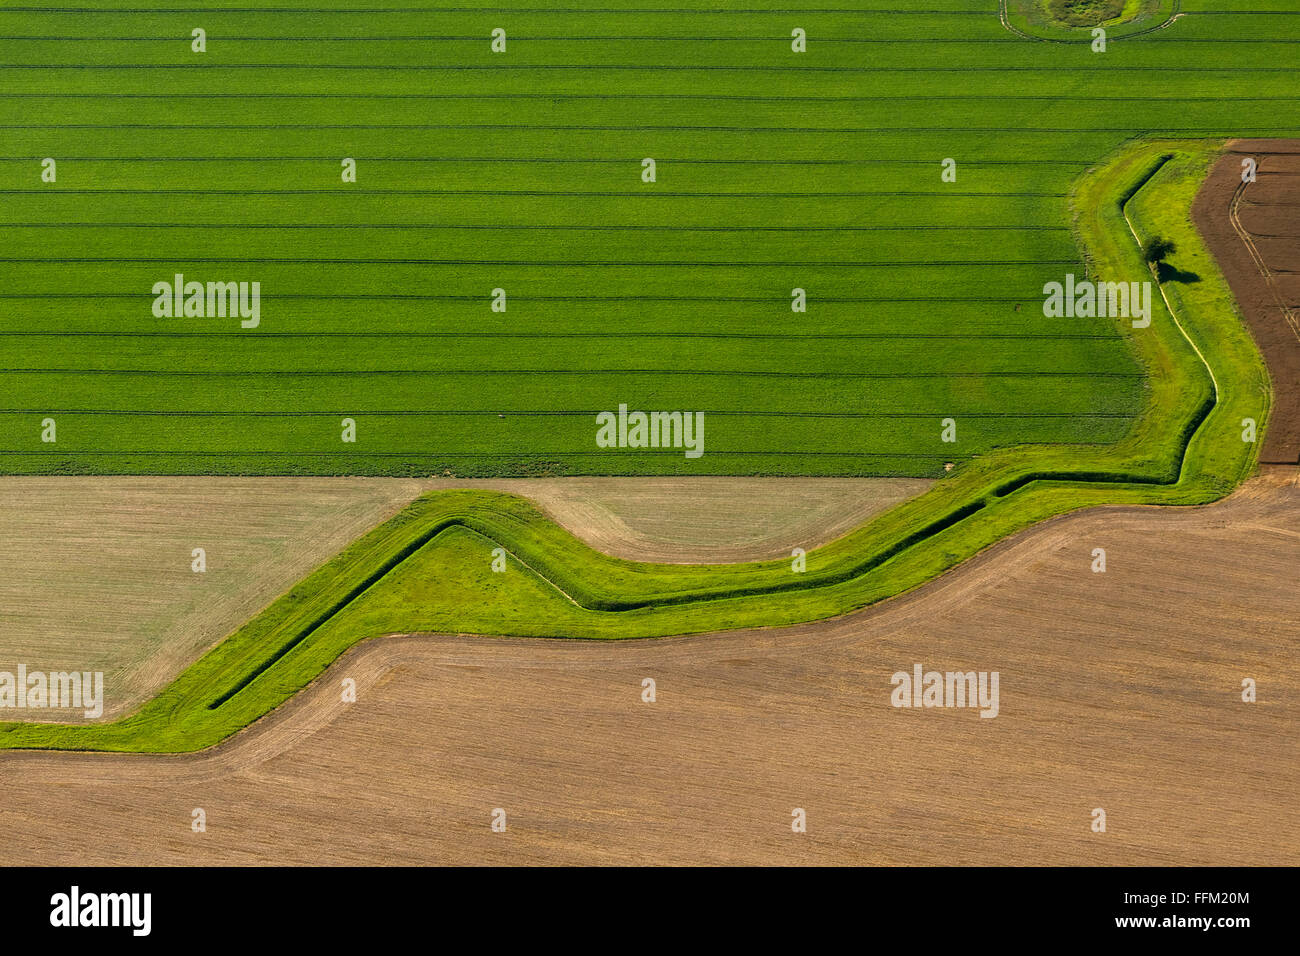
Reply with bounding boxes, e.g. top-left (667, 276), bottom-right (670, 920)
top-left (1156, 261), bottom-right (1201, 284)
